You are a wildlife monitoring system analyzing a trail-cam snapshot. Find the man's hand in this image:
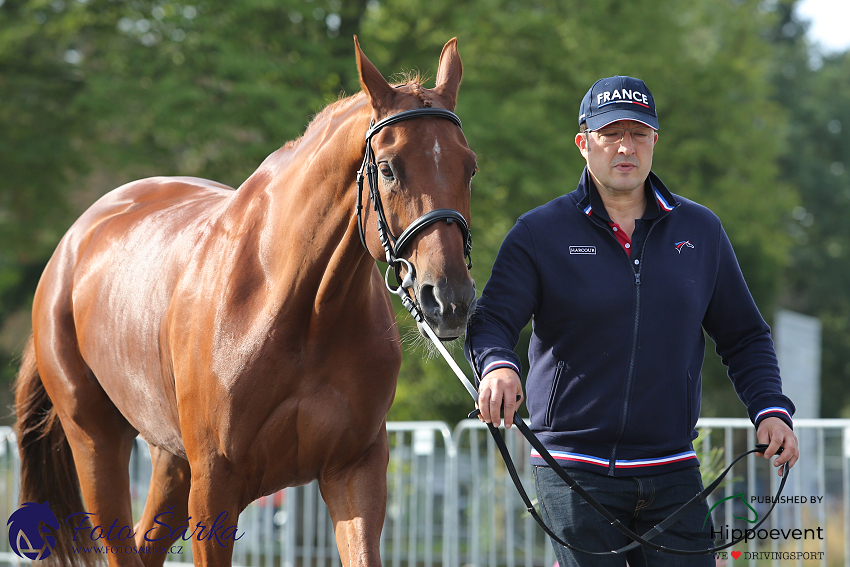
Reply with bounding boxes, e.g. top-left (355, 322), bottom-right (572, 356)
top-left (756, 417), bottom-right (799, 475)
top-left (477, 367), bottom-right (524, 428)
